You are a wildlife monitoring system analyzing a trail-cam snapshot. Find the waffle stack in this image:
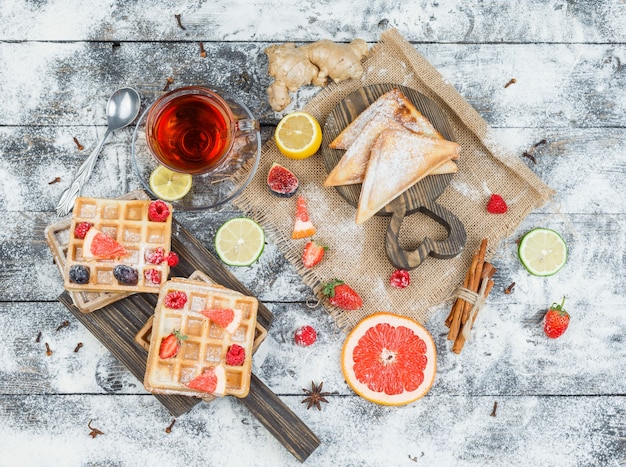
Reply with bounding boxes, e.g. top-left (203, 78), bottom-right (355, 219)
top-left (143, 278), bottom-right (258, 399)
top-left (64, 197), bottom-right (173, 294)
top-left (45, 191), bottom-right (151, 313)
